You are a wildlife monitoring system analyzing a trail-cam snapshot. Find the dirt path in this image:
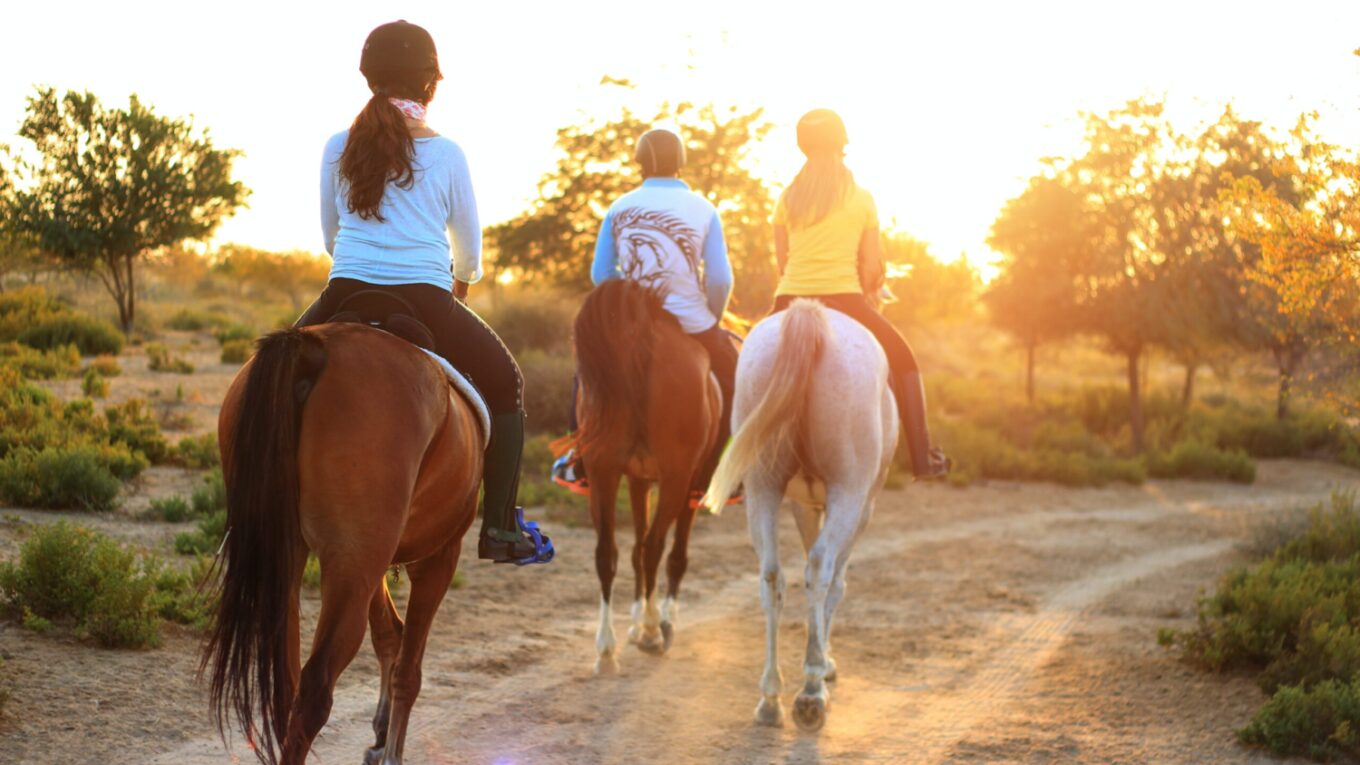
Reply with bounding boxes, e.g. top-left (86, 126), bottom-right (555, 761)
top-left (4, 459), bottom-right (1356, 764)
